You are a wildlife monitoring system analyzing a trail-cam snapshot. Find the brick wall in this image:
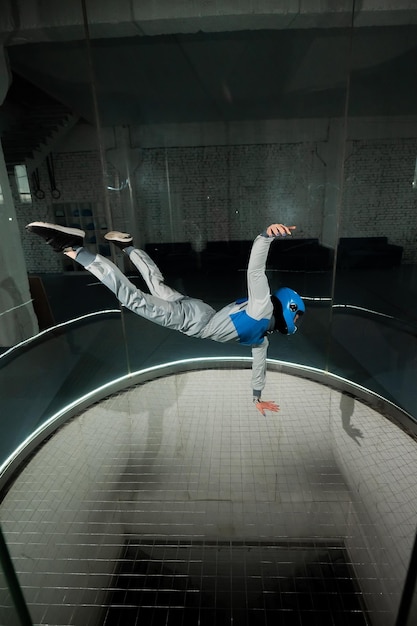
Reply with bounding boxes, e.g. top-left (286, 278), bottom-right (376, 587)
top-left (136, 143), bottom-right (325, 245)
top-left (342, 139), bottom-right (417, 263)
top-left (19, 136), bottom-right (417, 272)
top-left (17, 152), bottom-right (108, 273)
